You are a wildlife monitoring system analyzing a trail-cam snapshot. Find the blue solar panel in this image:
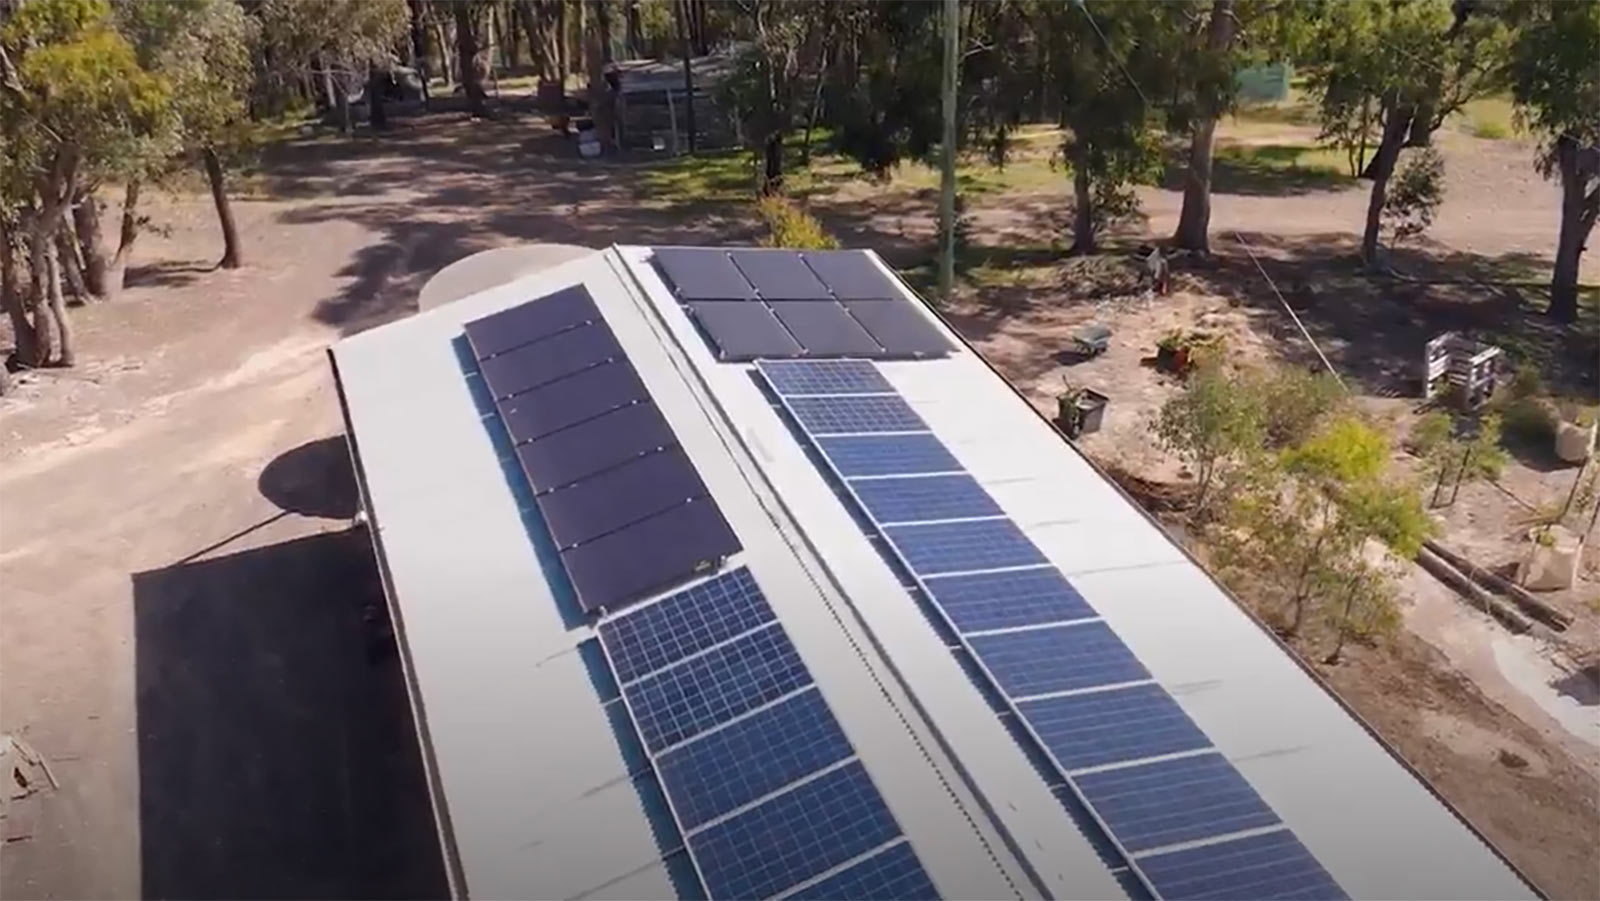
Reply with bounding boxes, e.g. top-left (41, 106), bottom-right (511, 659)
top-left (1019, 684), bottom-right (1212, 771)
top-left (786, 395), bottom-right (928, 435)
top-left (624, 624), bottom-right (812, 753)
top-left (689, 762), bottom-right (902, 900)
top-left (1075, 753), bottom-right (1281, 853)
top-left (758, 359), bottom-right (894, 396)
top-left (817, 434), bottom-right (963, 478)
top-left (969, 621), bottom-right (1151, 698)
top-left (784, 841), bottom-right (939, 901)
top-left (1138, 829), bottom-right (1347, 901)
top-left (922, 567), bottom-right (1096, 634)
top-left (655, 689), bottom-right (853, 830)
top-left (852, 474), bottom-right (1003, 524)
top-left (883, 519), bottom-right (1045, 576)
top-left (599, 569), bottom-right (775, 685)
